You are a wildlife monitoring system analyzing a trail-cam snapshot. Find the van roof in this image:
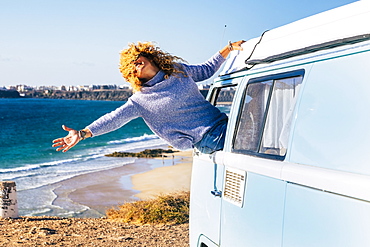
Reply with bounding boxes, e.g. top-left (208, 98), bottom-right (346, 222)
top-left (221, 1), bottom-right (370, 76)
